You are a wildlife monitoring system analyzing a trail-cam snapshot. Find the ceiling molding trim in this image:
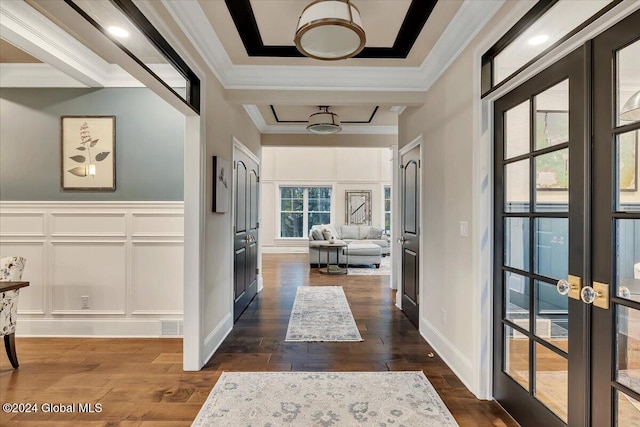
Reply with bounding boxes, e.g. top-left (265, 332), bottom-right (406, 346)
top-left (261, 125), bottom-right (397, 135)
top-left (242, 104), bottom-right (267, 133)
top-left (160, 0), bottom-right (232, 85)
top-left (0, 63), bottom-right (187, 88)
top-left (416, 0), bottom-right (505, 91)
top-left (390, 106), bottom-right (407, 115)
top-left (158, 0), bottom-right (503, 92)
top-left (0, 63), bottom-right (86, 87)
top-left (0, 0), bottom-right (109, 87)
